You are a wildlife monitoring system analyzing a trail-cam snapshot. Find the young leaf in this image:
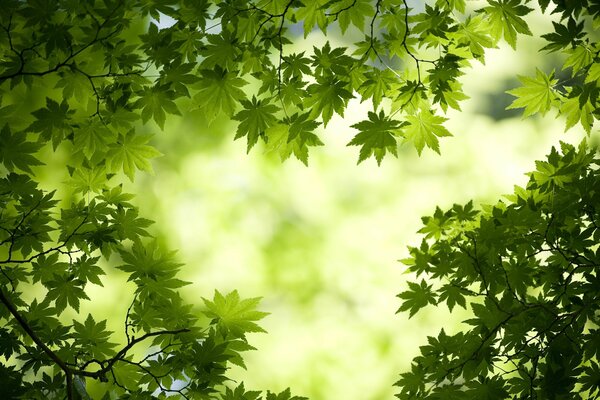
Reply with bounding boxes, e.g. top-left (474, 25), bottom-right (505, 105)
top-left (506, 69), bottom-right (558, 117)
top-left (396, 279), bottom-right (437, 318)
top-left (304, 76), bottom-right (353, 126)
top-left (203, 290), bottom-right (268, 338)
top-left (135, 85), bottom-right (181, 130)
top-left (193, 67), bottom-right (247, 121)
top-left (108, 130), bottom-right (162, 181)
top-left (404, 108), bottom-right (452, 155)
top-left (483, 0), bottom-right (533, 49)
top-left (347, 111), bottom-right (406, 165)
top-left (233, 96), bottom-right (279, 152)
